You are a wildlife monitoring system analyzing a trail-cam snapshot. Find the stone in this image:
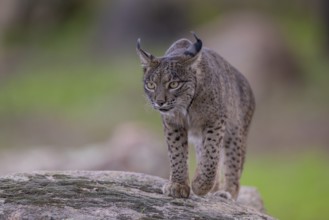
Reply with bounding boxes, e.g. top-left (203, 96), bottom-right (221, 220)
top-left (0, 171), bottom-right (275, 219)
